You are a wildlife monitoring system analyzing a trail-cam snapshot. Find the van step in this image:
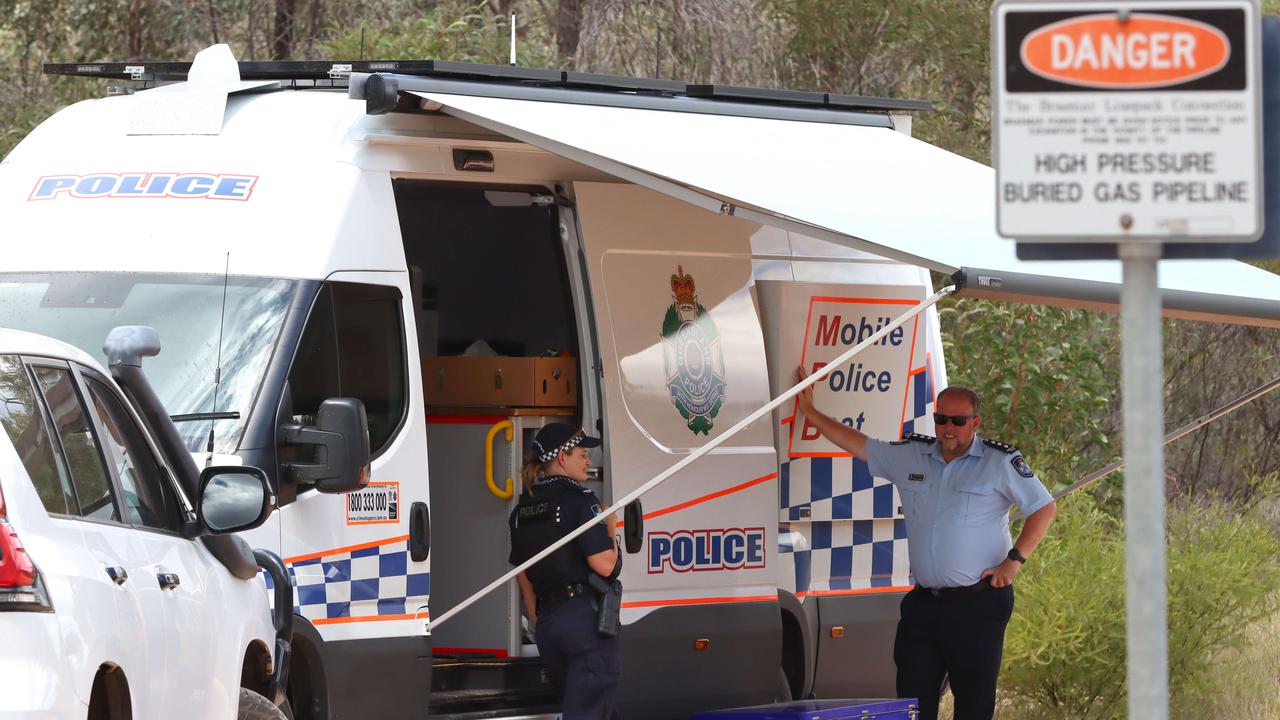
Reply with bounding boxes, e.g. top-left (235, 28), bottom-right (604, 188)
top-left (430, 655), bottom-right (558, 718)
top-left (428, 688), bottom-right (559, 719)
